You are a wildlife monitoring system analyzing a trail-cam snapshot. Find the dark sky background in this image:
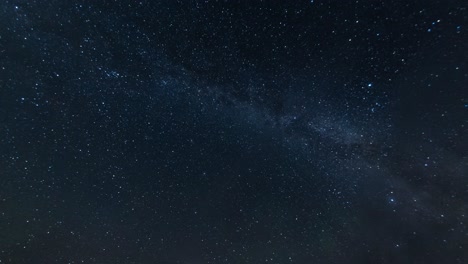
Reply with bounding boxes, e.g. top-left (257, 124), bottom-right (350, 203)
top-left (0, 0), bottom-right (467, 263)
